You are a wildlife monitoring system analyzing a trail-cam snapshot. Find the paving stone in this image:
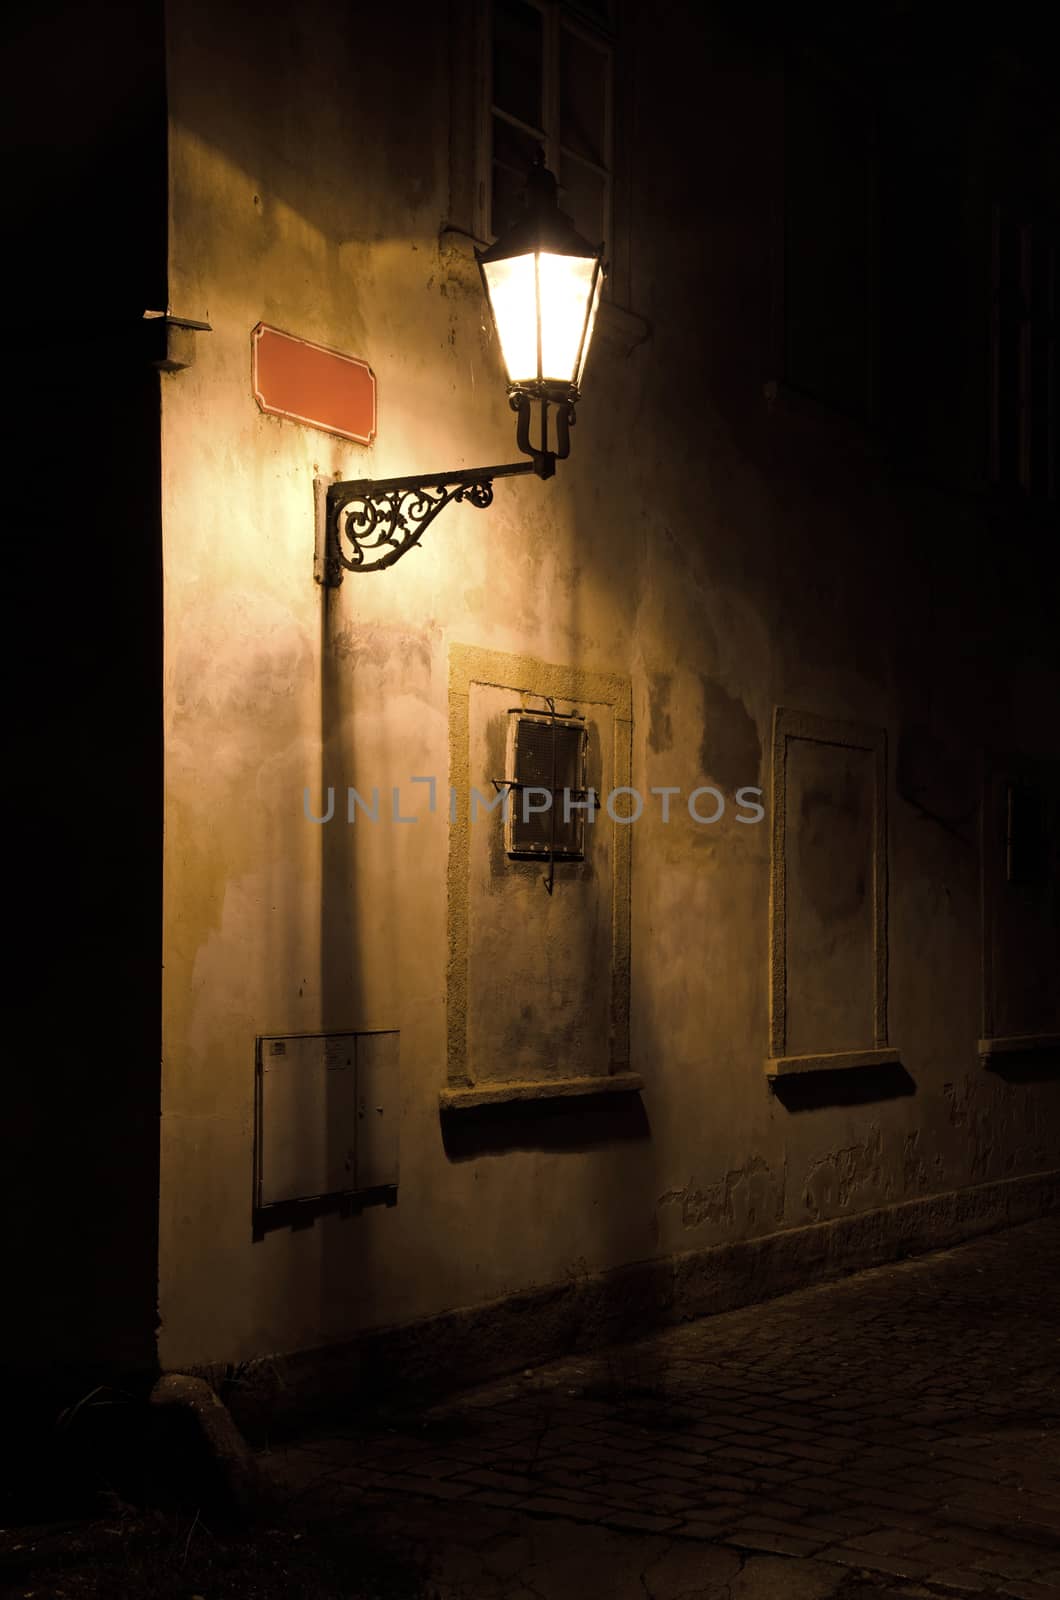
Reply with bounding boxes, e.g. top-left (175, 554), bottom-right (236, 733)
top-left (652, 1446), bottom-right (713, 1471)
top-left (461, 1469), bottom-right (540, 1495)
top-left (819, 1547), bottom-right (933, 1580)
top-left (680, 1510), bottom-right (747, 1536)
top-left (857, 1448), bottom-right (922, 1469)
top-left (926, 1567), bottom-right (997, 1592)
top-left (793, 1477), bottom-right (855, 1499)
top-left (516, 1494), bottom-right (612, 1522)
top-left (774, 1485), bottom-right (853, 1512)
top-left (406, 1457), bottom-right (472, 1480)
top-left (383, 1473), bottom-right (478, 1500)
top-left (699, 1474), bottom-right (759, 1494)
top-left (714, 1446), bottom-right (793, 1468)
top-left (842, 1489), bottom-right (939, 1520)
top-left (751, 1411), bottom-right (818, 1431)
top-left (546, 1468), bottom-right (603, 1491)
top-left (728, 1515), bottom-right (825, 1544)
top-left (800, 1513), bottom-right (883, 1539)
top-left (639, 1540), bottom-right (743, 1594)
top-left (920, 1541), bottom-right (1009, 1571)
top-left (967, 1540), bottom-right (1057, 1574)
top-left (650, 1473), bottom-right (708, 1496)
top-left (725, 1527), bottom-right (828, 1557)
top-left (729, 1554), bottom-right (847, 1600)
top-left (841, 1528), bottom-right (932, 1557)
top-left (787, 1448), bottom-right (860, 1471)
top-left (600, 1508), bottom-right (684, 1534)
